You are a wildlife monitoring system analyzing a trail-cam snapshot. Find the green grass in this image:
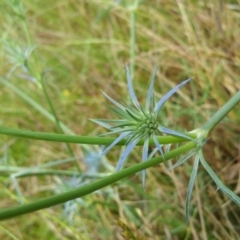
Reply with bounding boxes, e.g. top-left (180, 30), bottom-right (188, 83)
top-left (0, 0), bottom-right (240, 239)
